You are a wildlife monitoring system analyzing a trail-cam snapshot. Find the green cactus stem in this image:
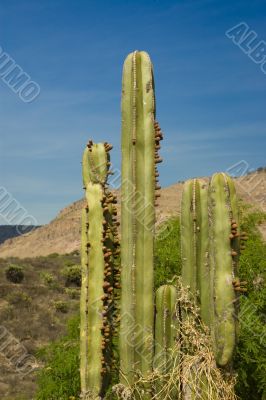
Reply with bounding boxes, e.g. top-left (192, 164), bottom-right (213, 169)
top-left (82, 141), bottom-right (111, 186)
top-left (181, 178), bottom-right (212, 328)
top-left (120, 50), bottom-right (162, 389)
top-left (181, 178), bottom-right (201, 297)
top-left (154, 285), bottom-right (179, 397)
top-left (80, 206), bottom-right (89, 392)
top-left (196, 179), bottom-right (210, 327)
top-left (80, 141), bottom-right (120, 399)
top-left (208, 172), bottom-right (239, 367)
